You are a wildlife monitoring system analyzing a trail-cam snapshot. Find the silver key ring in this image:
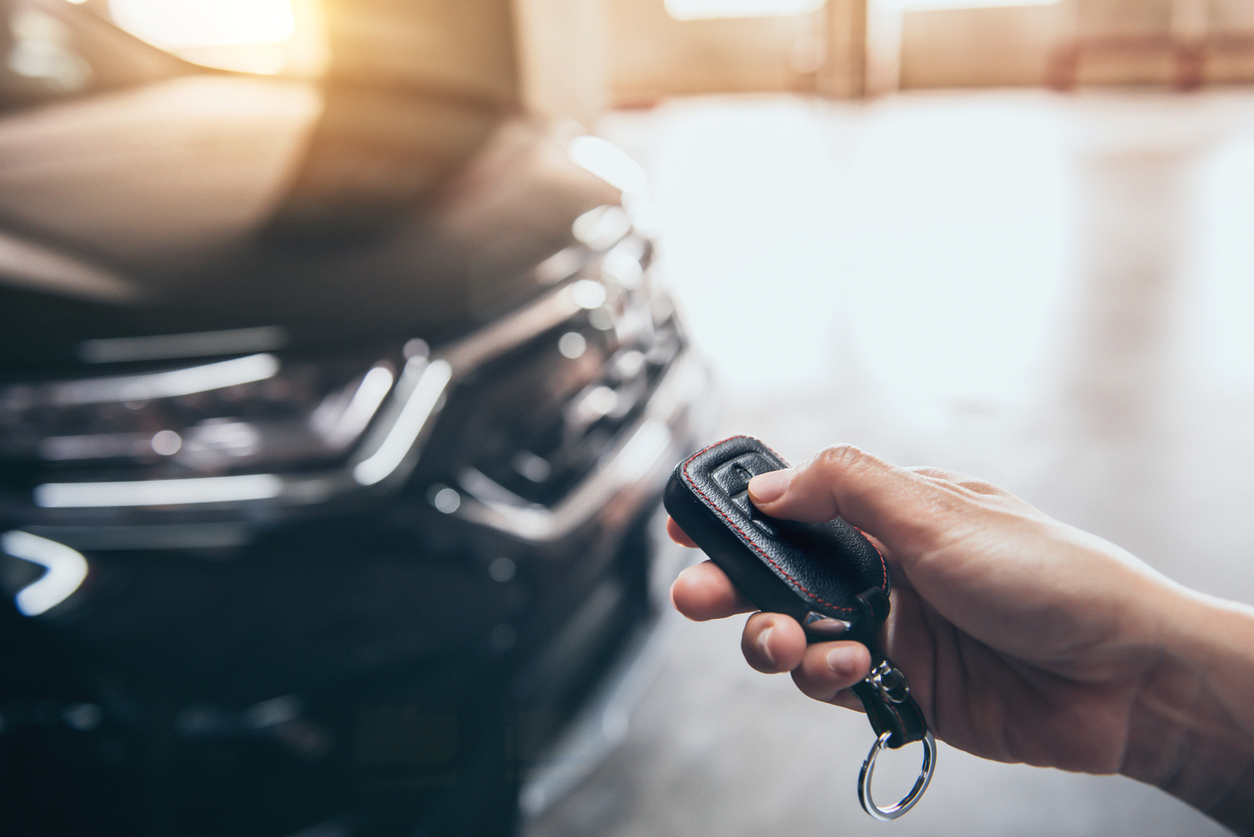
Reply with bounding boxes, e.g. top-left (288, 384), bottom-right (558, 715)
top-left (858, 729), bottom-right (937, 821)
